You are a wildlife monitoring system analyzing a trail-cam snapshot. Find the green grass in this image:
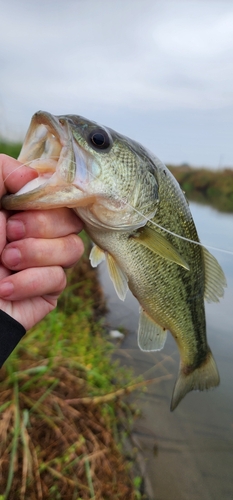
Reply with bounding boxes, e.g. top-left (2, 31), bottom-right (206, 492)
top-left (168, 164), bottom-right (233, 212)
top-left (0, 141), bottom-right (22, 158)
top-left (0, 258), bottom-right (143, 499)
